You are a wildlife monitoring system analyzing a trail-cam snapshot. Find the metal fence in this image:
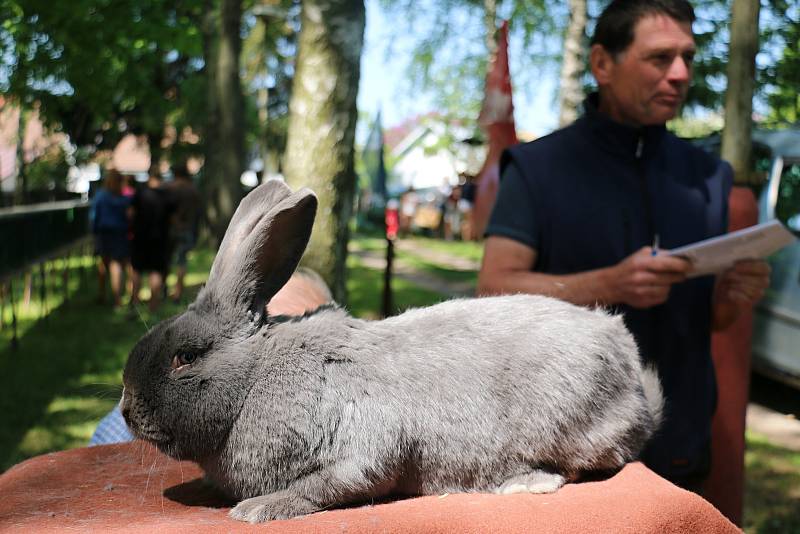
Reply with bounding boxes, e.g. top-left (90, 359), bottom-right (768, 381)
top-left (0, 201), bottom-right (92, 349)
top-left (0, 200), bottom-right (91, 281)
